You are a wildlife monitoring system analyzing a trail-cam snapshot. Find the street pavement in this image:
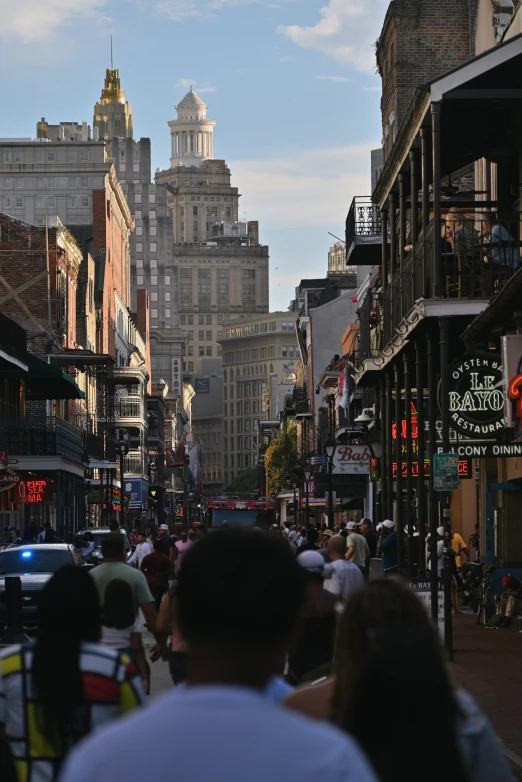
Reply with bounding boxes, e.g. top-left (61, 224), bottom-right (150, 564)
top-left (451, 613), bottom-right (522, 780)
